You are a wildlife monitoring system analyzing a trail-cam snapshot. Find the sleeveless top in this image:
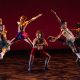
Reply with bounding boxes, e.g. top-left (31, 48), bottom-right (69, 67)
top-left (17, 22), bottom-right (26, 32)
top-left (34, 38), bottom-right (44, 50)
